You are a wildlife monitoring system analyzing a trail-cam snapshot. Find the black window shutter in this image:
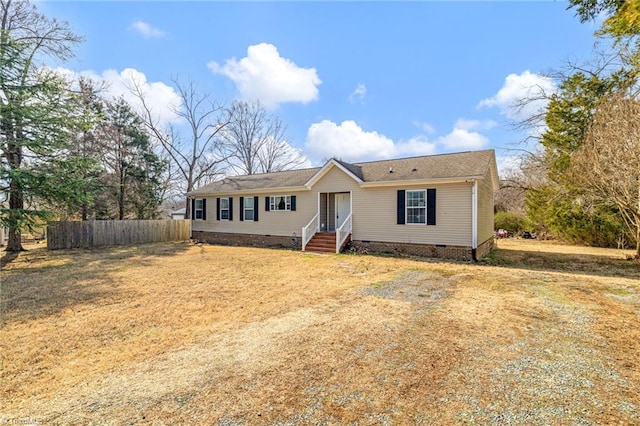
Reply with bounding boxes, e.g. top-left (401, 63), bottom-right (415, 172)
top-left (191, 198), bottom-right (196, 220)
top-left (291, 195), bottom-right (297, 211)
top-left (239, 197), bottom-right (244, 221)
top-left (427, 189), bottom-right (436, 225)
top-left (202, 198), bottom-right (207, 221)
top-left (265, 196), bottom-right (270, 211)
top-left (254, 196), bottom-right (259, 221)
top-left (397, 190), bottom-right (405, 225)
top-left (216, 198), bottom-right (220, 221)
top-left (229, 197), bottom-right (233, 221)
